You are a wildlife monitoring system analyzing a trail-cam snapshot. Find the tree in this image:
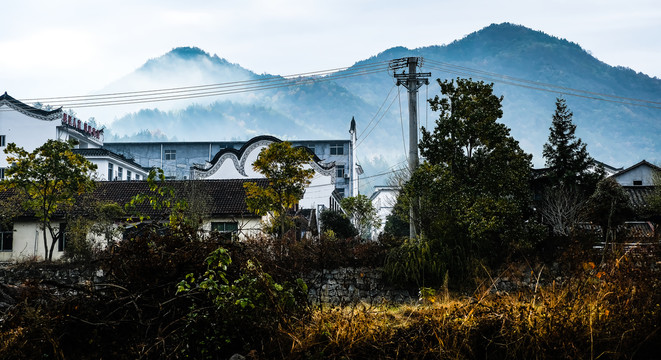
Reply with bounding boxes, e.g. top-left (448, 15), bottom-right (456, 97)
top-left (244, 142), bottom-right (315, 238)
top-left (388, 78), bottom-right (533, 285)
top-left (542, 98), bottom-right (602, 192)
top-left (340, 194), bottom-right (380, 240)
top-left (1, 139), bottom-right (97, 260)
top-left (587, 177), bottom-right (634, 243)
top-left (319, 210), bottom-right (358, 239)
